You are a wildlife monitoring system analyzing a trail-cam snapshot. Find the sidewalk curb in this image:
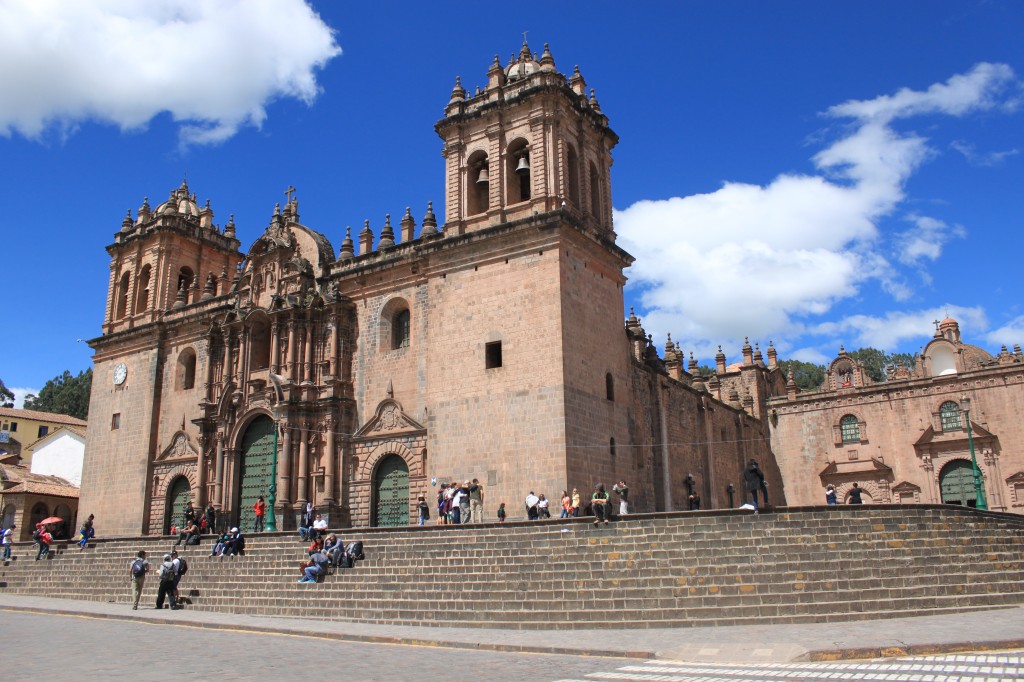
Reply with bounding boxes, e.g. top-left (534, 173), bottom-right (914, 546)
top-left (0, 604), bottom-right (655, 660)
top-left (805, 639), bottom-right (1024, 661)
